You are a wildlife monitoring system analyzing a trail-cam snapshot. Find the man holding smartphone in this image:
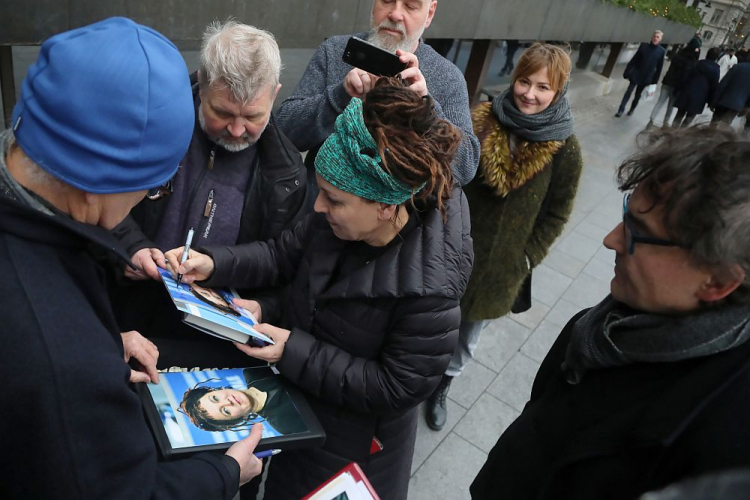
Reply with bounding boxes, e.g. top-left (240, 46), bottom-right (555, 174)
top-left (276, 0), bottom-right (479, 187)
